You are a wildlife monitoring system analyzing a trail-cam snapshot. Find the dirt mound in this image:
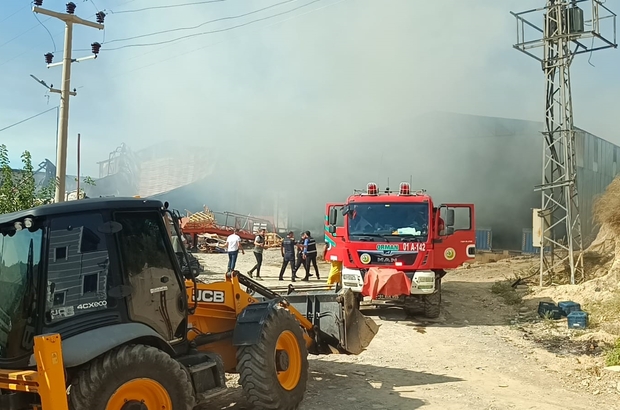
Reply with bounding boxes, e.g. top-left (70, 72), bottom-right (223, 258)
top-left (594, 176), bottom-right (620, 235)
